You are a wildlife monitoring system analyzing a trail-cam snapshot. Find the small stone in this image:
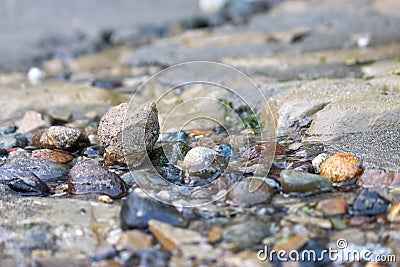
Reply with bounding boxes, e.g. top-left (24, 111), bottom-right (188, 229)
top-left (353, 189), bottom-right (389, 216)
top-left (280, 170), bottom-right (332, 195)
top-left (222, 220), bottom-right (269, 249)
top-left (242, 142), bottom-right (285, 160)
top-left (98, 101), bottom-right (159, 167)
top-left (0, 164), bottom-right (50, 196)
top-left (98, 195), bottom-right (113, 203)
top-left (388, 203), bottom-right (400, 223)
top-left (312, 153), bottom-right (328, 174)
top-left (32, 126), bottom-right (90, 151)
top-left (120, 192), bottom-right (185, 229)
top-left (316, 197), bottom-right (347, 216)
top-left (320, 153), bottom-right (362, 183)
top-left (0, 133), bottom-right (28, 150)
top-left (116, 230), bottom-right (153, 251)
top-left (273, 235), bottom-right (309, 252)
top-left (31, 149), bottom-right (74, 164)
top-left (181, 146), bottom-right (228, 185)
top-left (222, 250), bottom-right (270, 267)
top-left (208, 225), bottom-right (223, 244)
top-left (227, 177), bottom-right (275, 207)
top-left (68, 160), bottom-right (128, 198)
top-left (16, 111), bottom-right (48, 133)
top-left (148, 219), bottom-right (203, 252)
top-left (357, 169), bottom-right (400, 188)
